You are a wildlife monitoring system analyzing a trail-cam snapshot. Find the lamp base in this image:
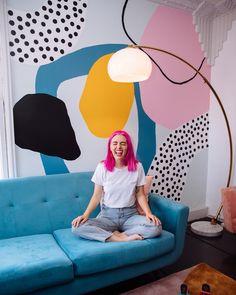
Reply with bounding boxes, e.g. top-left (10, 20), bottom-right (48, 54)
top-left (191, 221), bottom-right (223, 237)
